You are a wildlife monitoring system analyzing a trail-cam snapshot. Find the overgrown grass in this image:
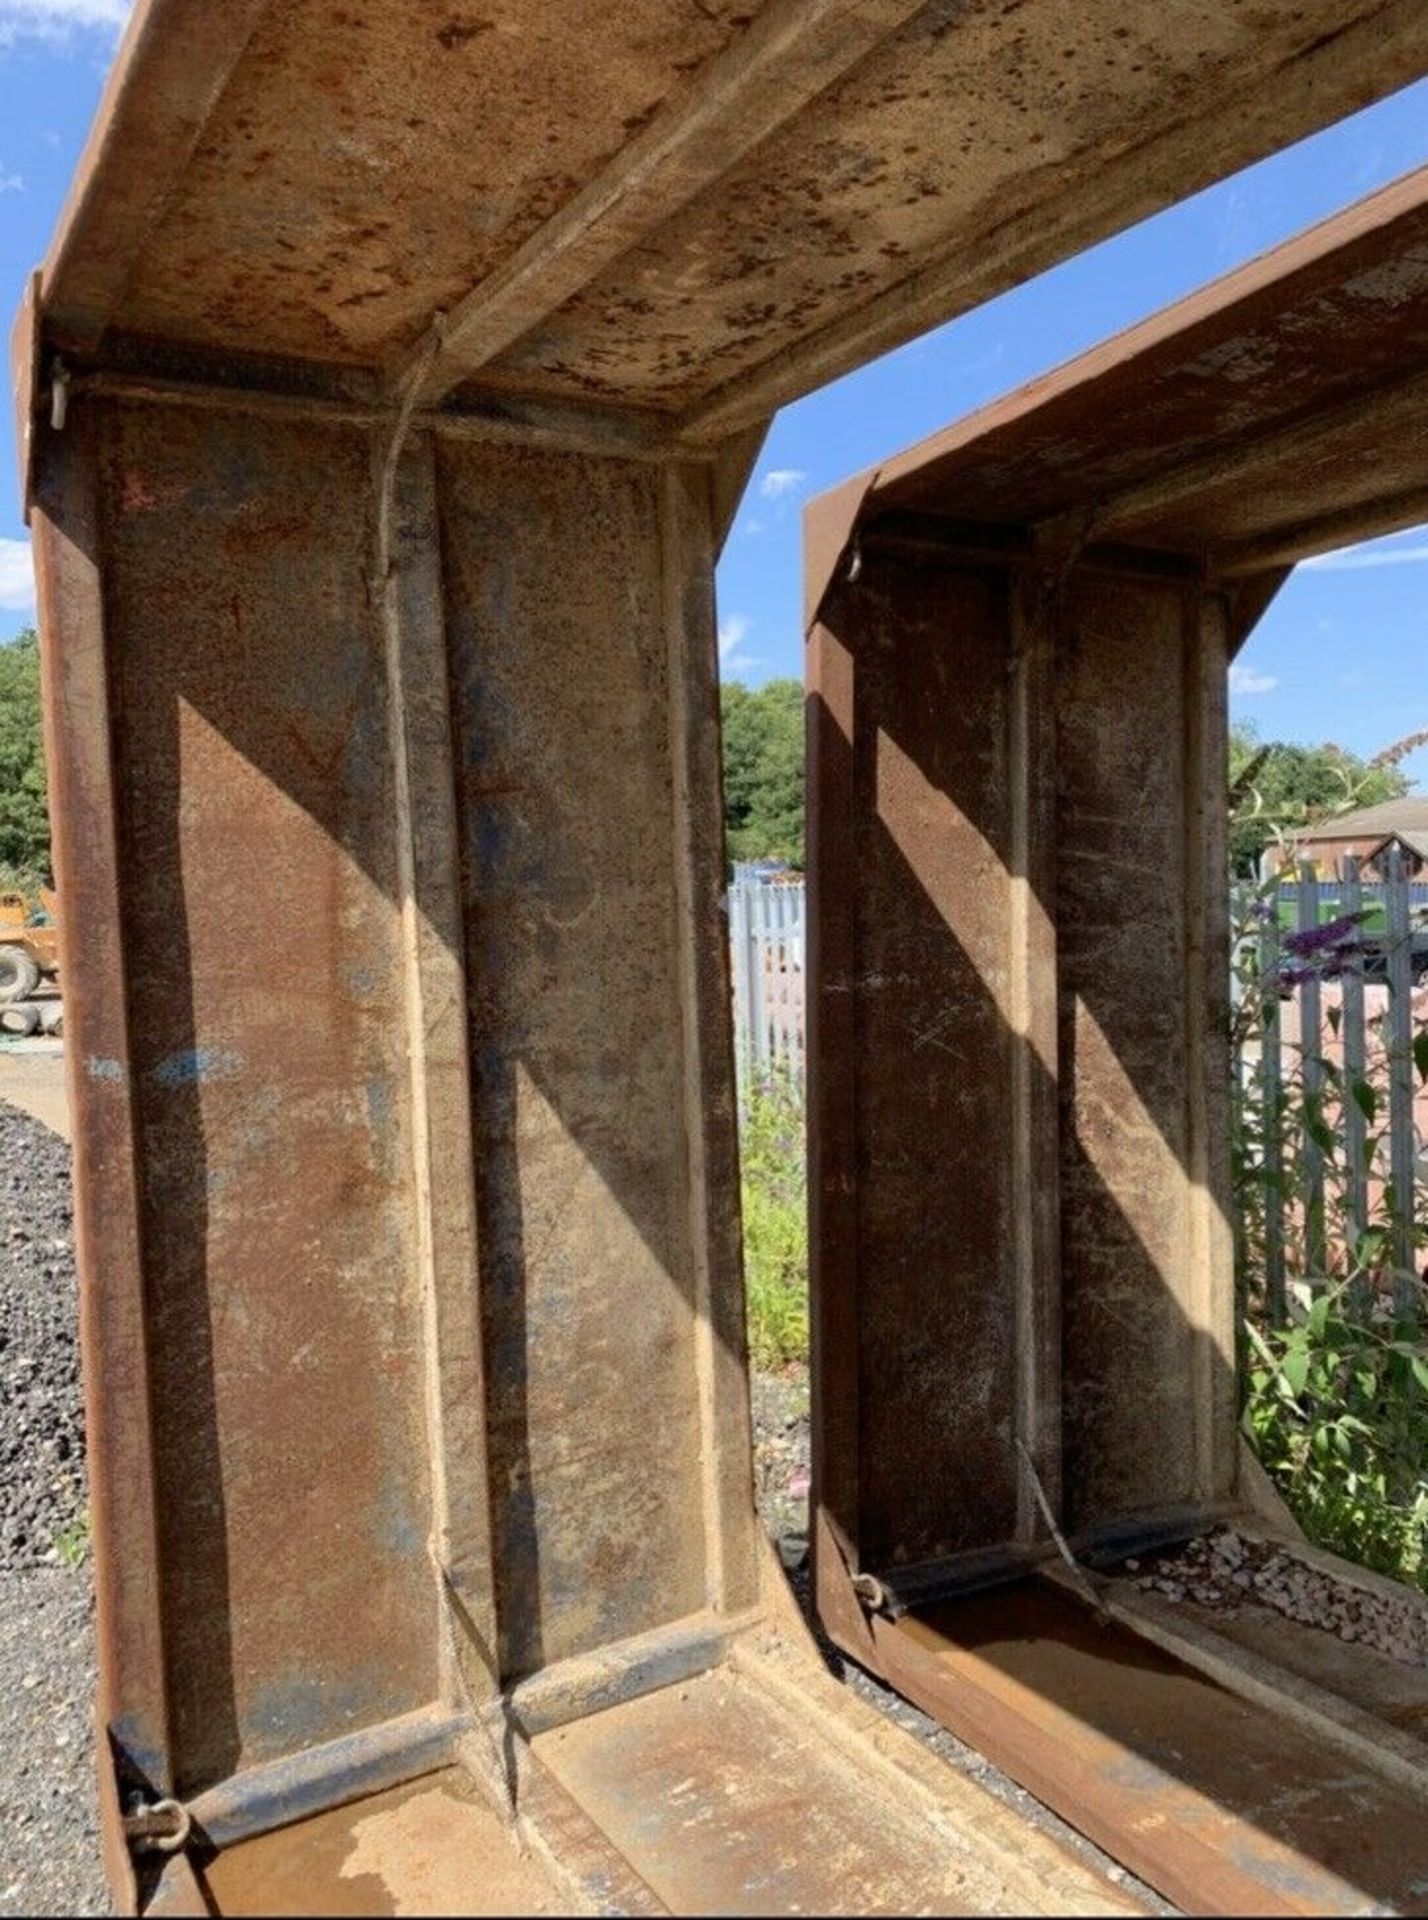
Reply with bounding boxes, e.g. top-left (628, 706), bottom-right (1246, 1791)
top-left (740, 1072), bottom-right (808, 1370)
